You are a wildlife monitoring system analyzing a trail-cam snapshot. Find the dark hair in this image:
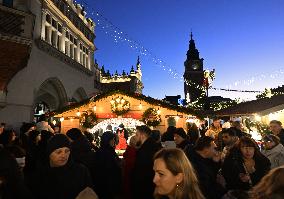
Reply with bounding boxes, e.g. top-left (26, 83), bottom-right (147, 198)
top-left (270, 120), bottom-right (282, 126)
top-left (100, 131), bottom-right (115, 147)
top-left (222, 128), bottom-right (238, 137)
top-left (38, 114), bottom-right (47, 122)
top-left (136, 125), bottom-right (152, 136)
top-left (66, 128), bottom-right (83, 141)
top-left (28, 130), bottom-right (40, 143)
top-left (236, 136), bottom-right (262, 158)
top-left (174, 128), bottom-right (187, 139)
top-left (151, 130), bottom-right (161, 142)
top-left (40, 130), bottom-right (53, 143)
top-left (5, 145), bottom-right (26, 158)
top-left (231, 121), bottom-right (241, 128)
top-left (84, 131), bottom-right (94, 143)
top-left (0, 129), bottom-right (16, 146)
top-left (167, 126), bottom-right (176, 133)
top-left (194, 136), bottom-right (214, 151)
